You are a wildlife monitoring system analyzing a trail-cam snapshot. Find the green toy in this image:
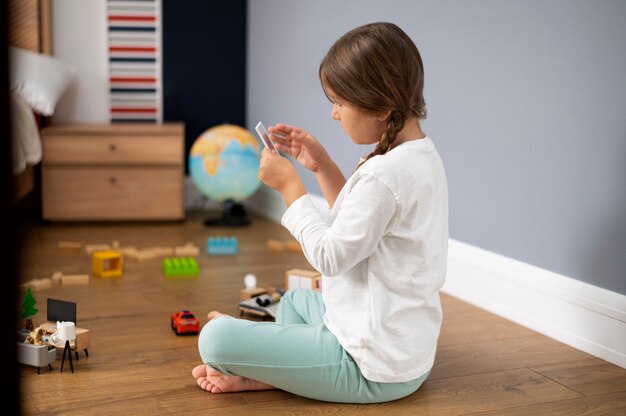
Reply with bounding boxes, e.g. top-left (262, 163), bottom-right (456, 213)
top-left (20, 288), bottom-right (38, 330)
top-left (163, 257), bottom-right (199, 277)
